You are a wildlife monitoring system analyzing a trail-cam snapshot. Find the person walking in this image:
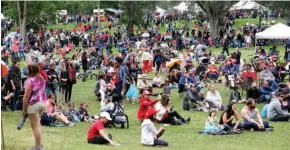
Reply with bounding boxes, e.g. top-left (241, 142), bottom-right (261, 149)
top-left (22, 62), bottom-right (47, 150)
